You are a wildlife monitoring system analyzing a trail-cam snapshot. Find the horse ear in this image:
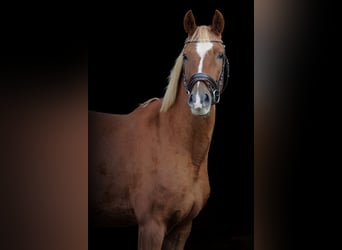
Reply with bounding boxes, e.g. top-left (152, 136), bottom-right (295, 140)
top-left (184, 10), bottom-right (197, 37)
top-left (211, 9), bottom-right (225, 35)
